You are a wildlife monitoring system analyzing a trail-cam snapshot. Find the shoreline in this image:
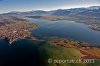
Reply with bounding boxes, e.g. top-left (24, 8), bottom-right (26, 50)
top-left (28, 16), bottom-right (100, 31)
top-left (46, 37), bottom-right (100, 59)
top-left (0, 21), bottom-right (39, 44)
